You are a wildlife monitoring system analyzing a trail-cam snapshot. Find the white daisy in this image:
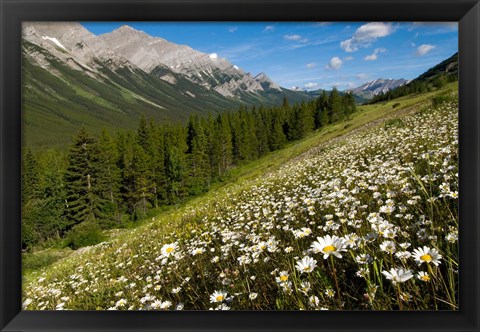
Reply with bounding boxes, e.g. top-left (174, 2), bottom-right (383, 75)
top-left (161, 242), bottom-right (178, 257)
top-left (310, 235), bottom-right (347, 259)
top-left (380, 240), bottom-right (396, 254)
top-left (295, 256), bottom-right (317, 274)
top-left (412, 246), bottom-right (442, 266)
top-left (417, 271), bottom-right (431, 282)
top-left (210, 290), bottom-right (228, 303)
top-left (382, 268), bottom-right (413, 285)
